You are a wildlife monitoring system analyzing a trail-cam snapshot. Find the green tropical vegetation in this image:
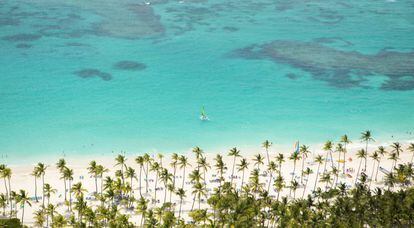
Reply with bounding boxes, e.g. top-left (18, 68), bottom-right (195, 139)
top-left (0, 132), bottom-right (413, 227)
